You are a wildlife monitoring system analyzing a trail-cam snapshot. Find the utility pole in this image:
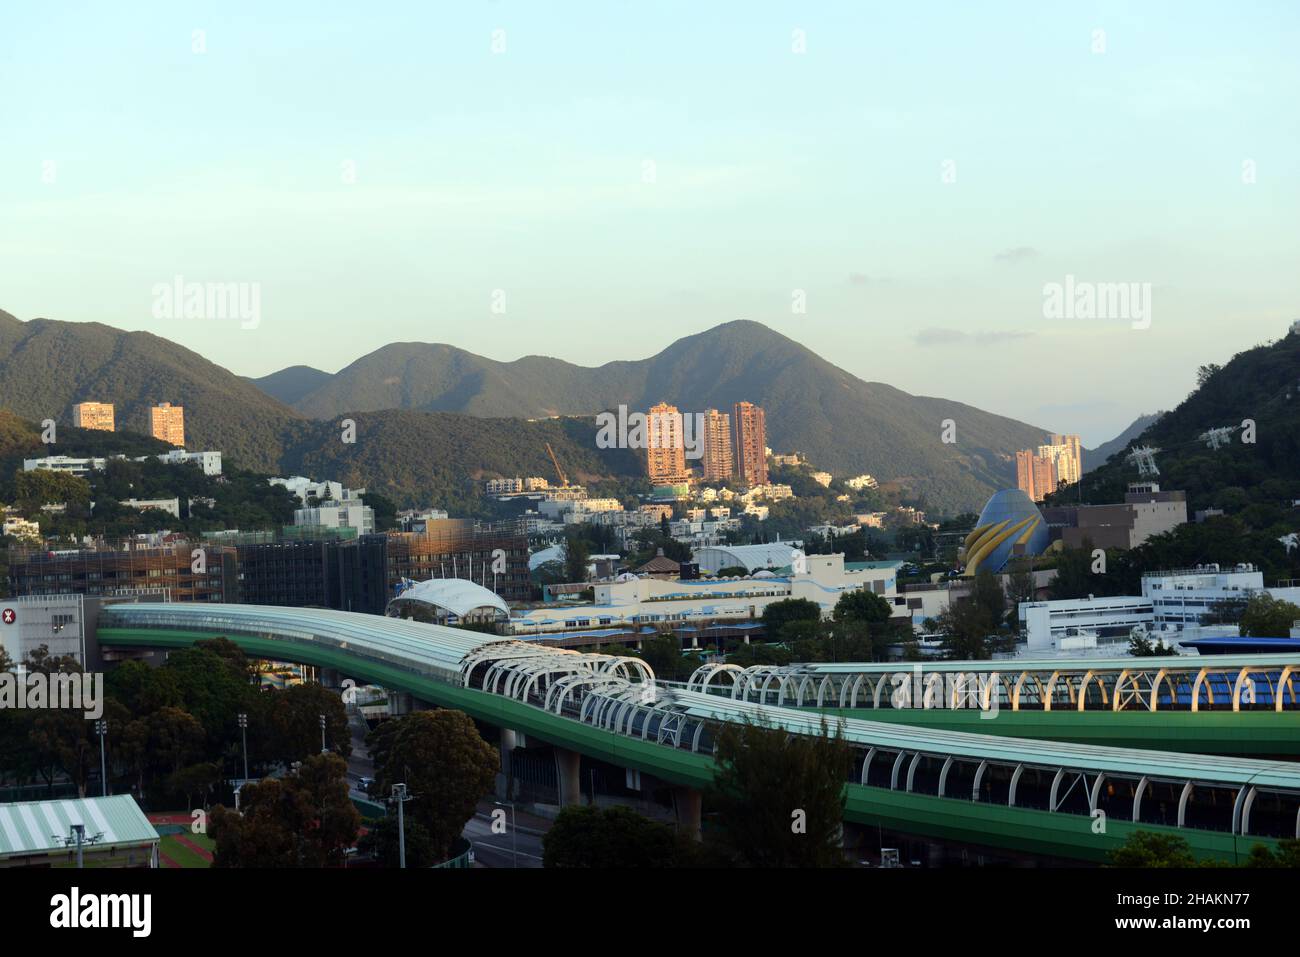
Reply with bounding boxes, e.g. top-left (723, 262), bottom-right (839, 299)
top-left (319, 714), bottom-right (327, 753)
top-left (392, 783), bottom-right (410, 868)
